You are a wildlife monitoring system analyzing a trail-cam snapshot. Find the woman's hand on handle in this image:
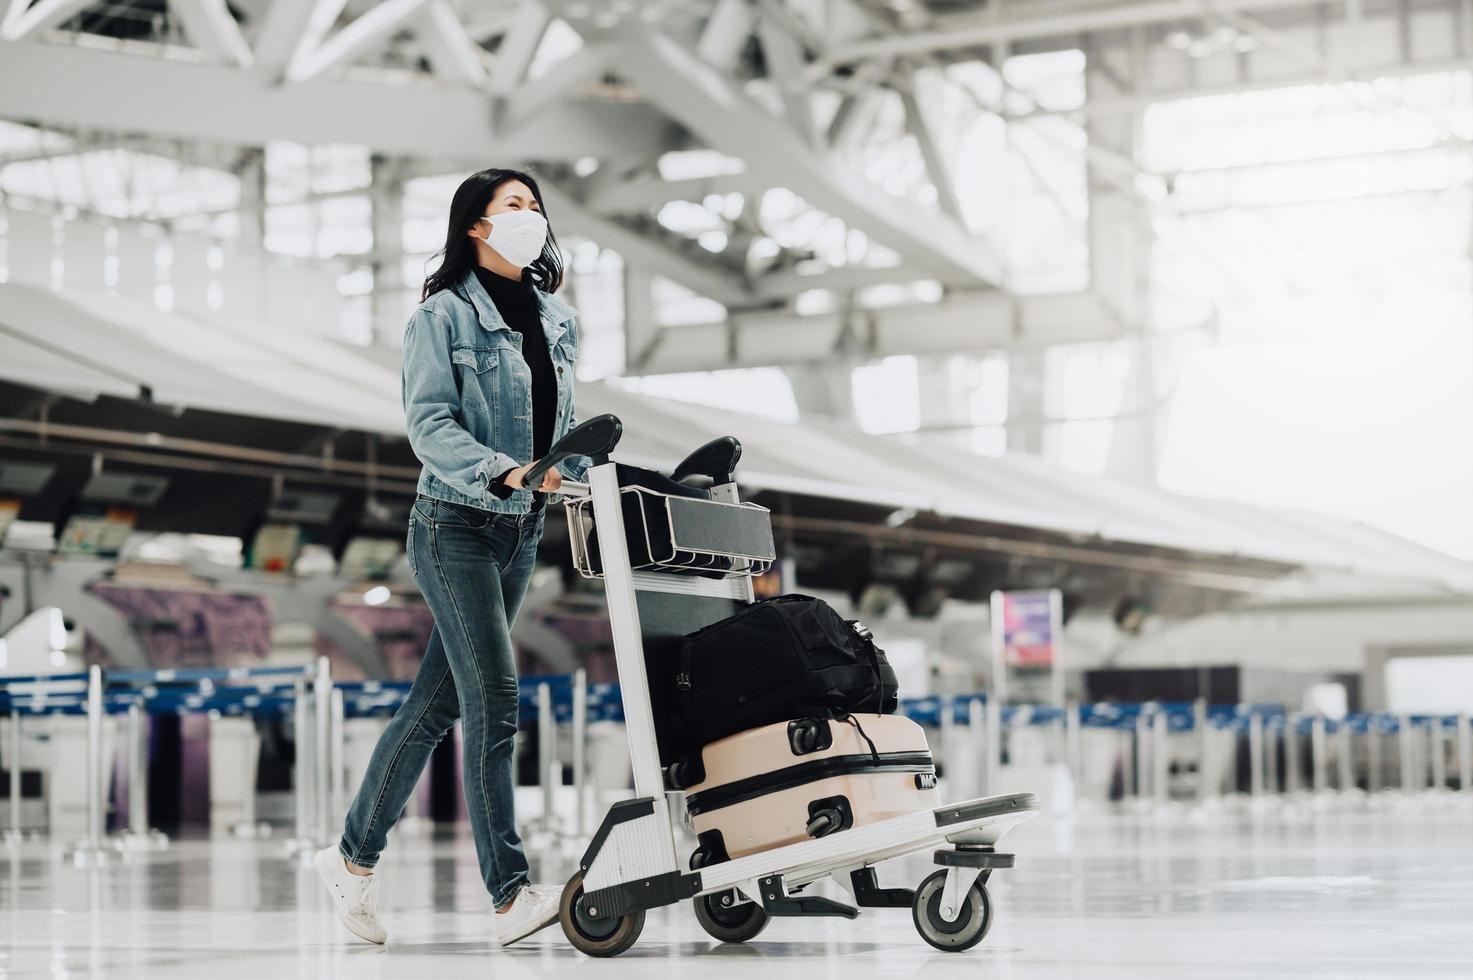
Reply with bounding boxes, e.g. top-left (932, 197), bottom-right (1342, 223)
top-left (502, 461), bottom-right (562, 493)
